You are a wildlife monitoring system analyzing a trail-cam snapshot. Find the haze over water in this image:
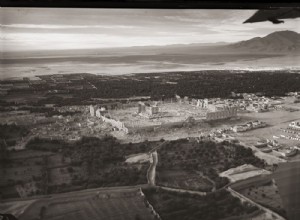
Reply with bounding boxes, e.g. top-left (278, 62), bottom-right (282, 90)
top-left (1, 8), bottom-right (300, 80)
